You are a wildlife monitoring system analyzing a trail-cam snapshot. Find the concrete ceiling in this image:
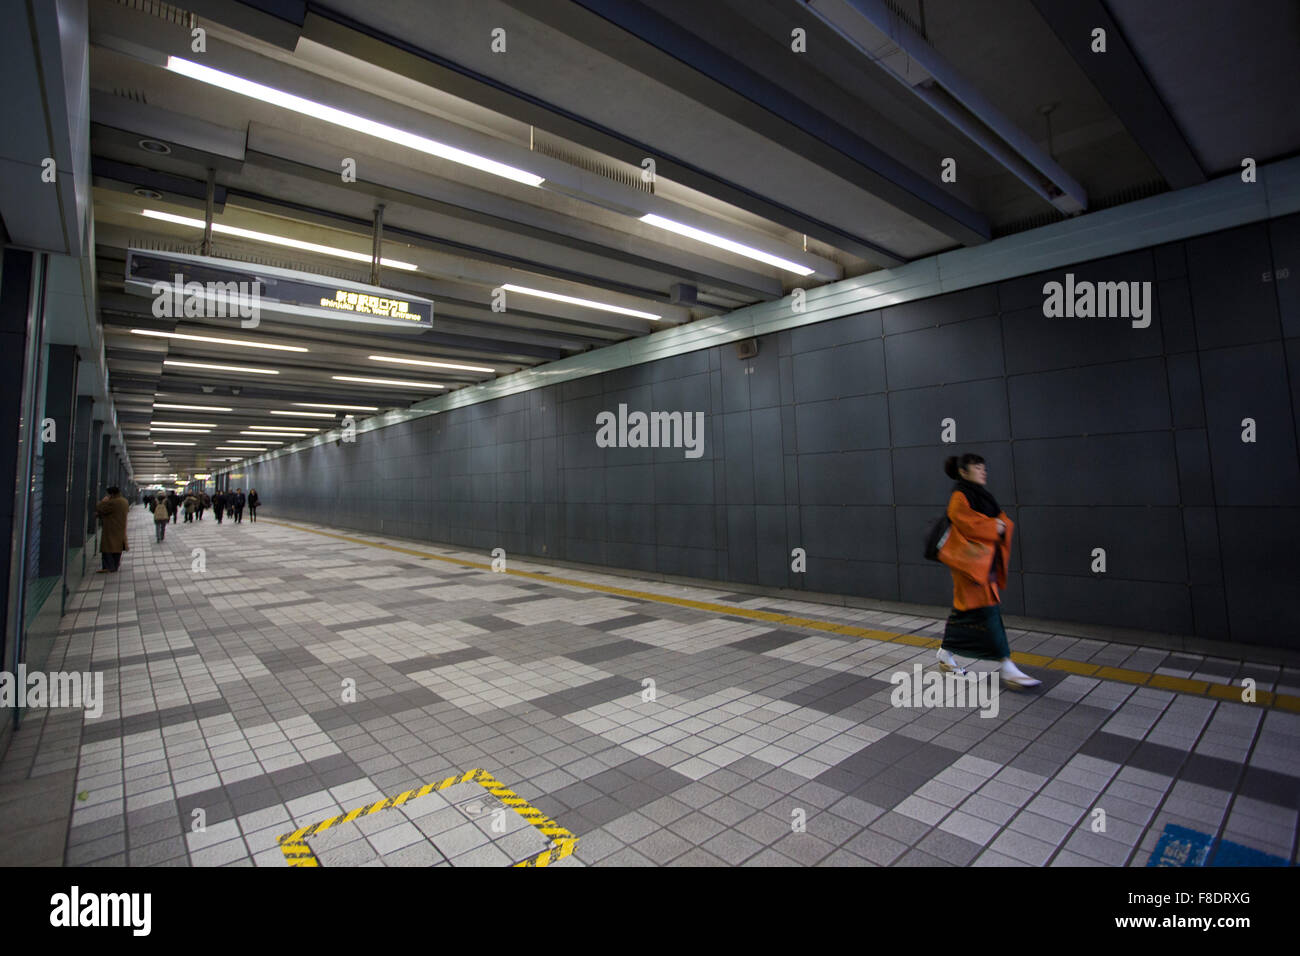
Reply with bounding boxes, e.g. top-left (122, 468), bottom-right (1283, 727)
top-left (59, 0), bottom-right (1300, 478)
